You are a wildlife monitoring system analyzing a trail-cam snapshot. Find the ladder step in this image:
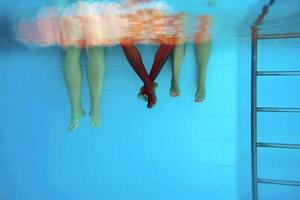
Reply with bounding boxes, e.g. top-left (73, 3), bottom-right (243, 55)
top-left (257, 71), bottom-right (300, 76)
top-left (257, 142), bottom-right (300, 149)
top-left (258, 178), bottom-right (300, 186)
top-left (257, 107), bottom-right (300, 113)
top-left (258, 32), bottom-right (300, 39)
